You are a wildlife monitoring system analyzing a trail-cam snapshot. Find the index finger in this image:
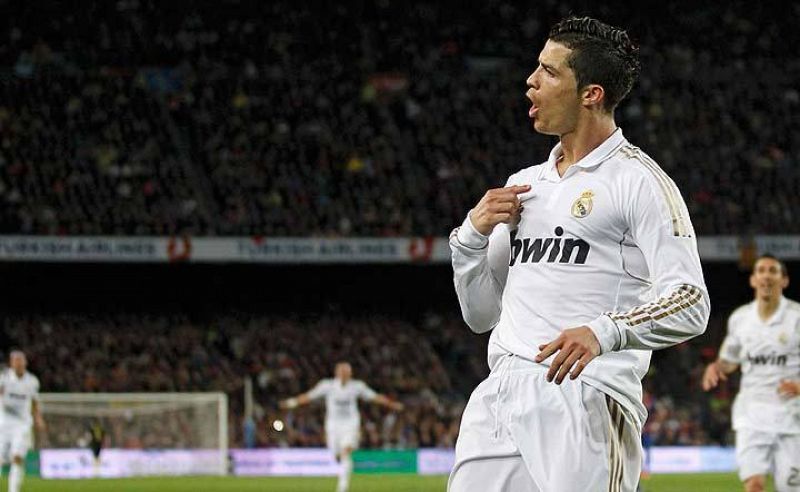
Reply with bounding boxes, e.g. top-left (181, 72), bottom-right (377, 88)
top-left (535, 338), bottom-right (563, 363)
top-left (506, 184), bottom-right (531, 195)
